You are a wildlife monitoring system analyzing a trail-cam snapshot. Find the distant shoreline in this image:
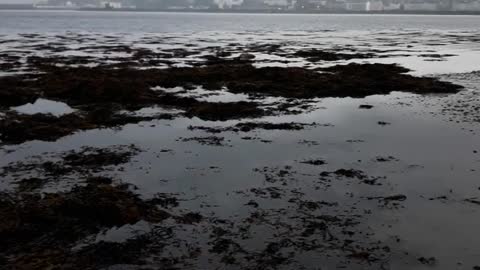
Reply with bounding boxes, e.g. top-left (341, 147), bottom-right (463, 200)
top-left (1, 7), bottom-right (480, 15)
